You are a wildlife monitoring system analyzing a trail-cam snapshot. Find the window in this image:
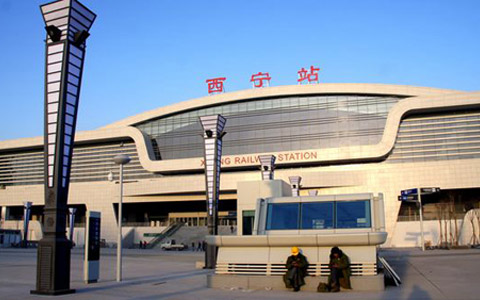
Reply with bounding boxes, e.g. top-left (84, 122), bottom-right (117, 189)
top-left (266, 200), bottom-right (371, 230)
top-left (301, 202), bottom-right (334, 229)
top-left (266, 203), bottom-right (299, 230)
top-left (336, 200), bottom-right (371, 229)
top-left (242, 210), bottom-right (255, 235)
